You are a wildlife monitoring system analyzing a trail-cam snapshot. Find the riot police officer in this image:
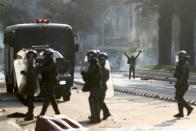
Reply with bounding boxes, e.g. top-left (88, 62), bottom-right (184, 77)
top-left (98, 52), bottom-right (111, 120)
top-left (125, 50), bottom-right (142, 79)
top-left (19, 50), bottom-right (38, 120)
top-left (173, 50), bottom-right (193, 118)
top-left (39, 49), bottom-right (60, 115)
top-left (81, 50), bottom-right (102, 123)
